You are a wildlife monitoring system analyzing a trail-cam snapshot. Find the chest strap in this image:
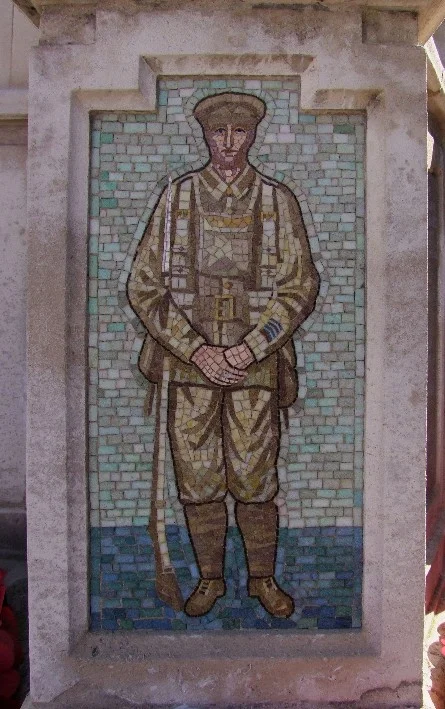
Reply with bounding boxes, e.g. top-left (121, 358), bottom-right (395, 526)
top-left (164, 180), bottom-right (193, 291)
top-left (163, 175), bottom-right (279, 291)
top-left (260, 183), bottom-right (278, 292)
